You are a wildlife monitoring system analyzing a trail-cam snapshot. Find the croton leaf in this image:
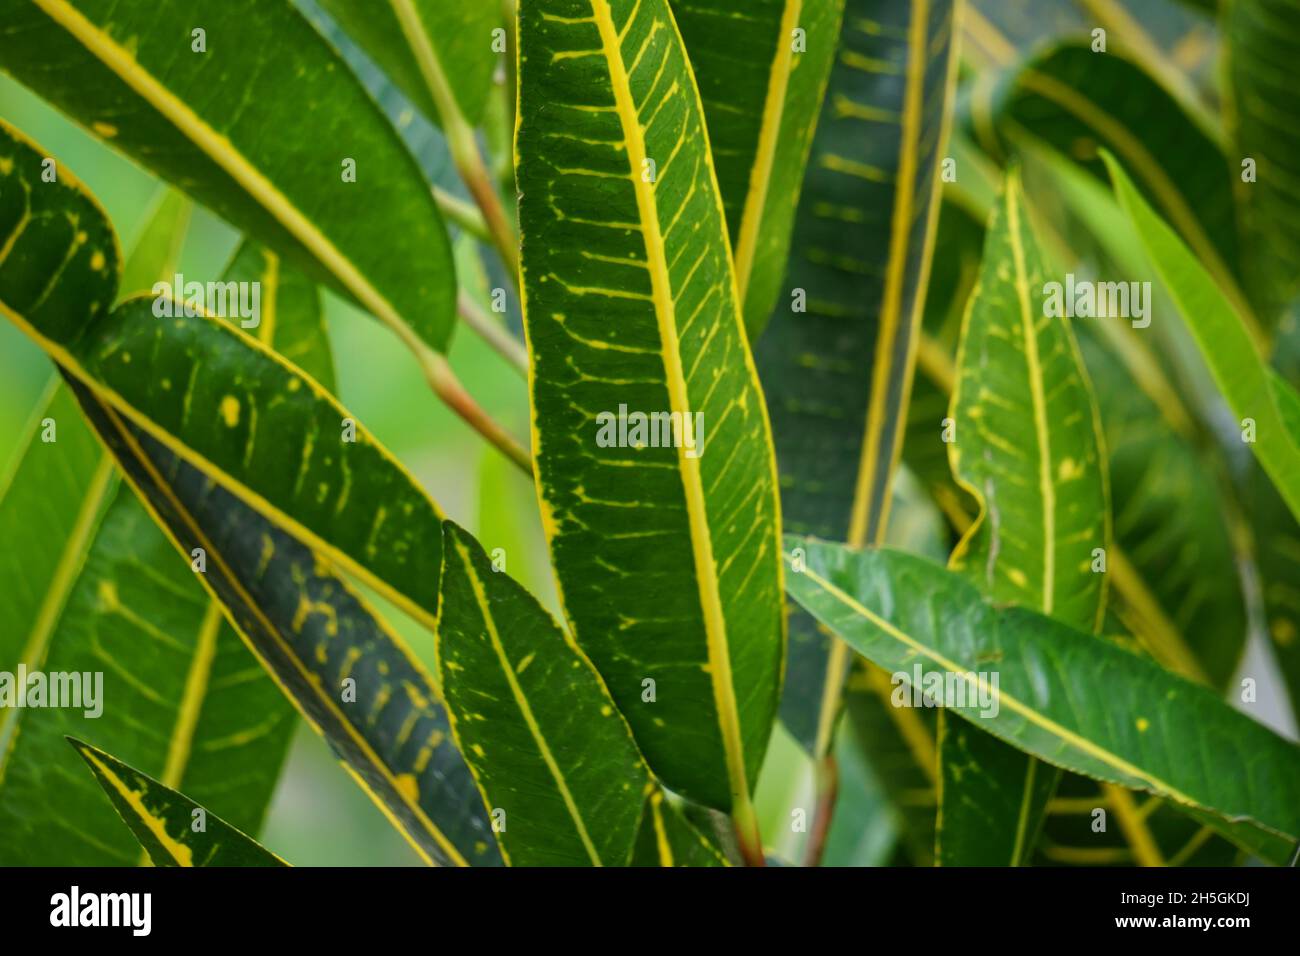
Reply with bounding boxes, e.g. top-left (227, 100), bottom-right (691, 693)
top-left (670, 0), bottom-right (846, 335)
top-left (0, 186), bottom-right (294, 866)
top-left (754, 0), bottom-right (961, 756)
top-left (516, 0), bottom-right (784, 816)
top-left (935, 169), bottom-right (1109, 866)
top-left (630, 790), bottom-right (728, 867)
top-left (1106, 154), bottom-right (1300, 524)
top-left (784, 536), bottom-right (1300, 854)
top-left (0, 116), bottom-right (450, 636)
top-left (68, 738), bottom-right (286, 867)
top-left (314, 0), bottom-right (499, 130)
top-left (68, 386), bottom-right (501, 867)
top-left (0, 0), bottom-right (456, 352)
top-left (435, 521), bottom-right (651, 866)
